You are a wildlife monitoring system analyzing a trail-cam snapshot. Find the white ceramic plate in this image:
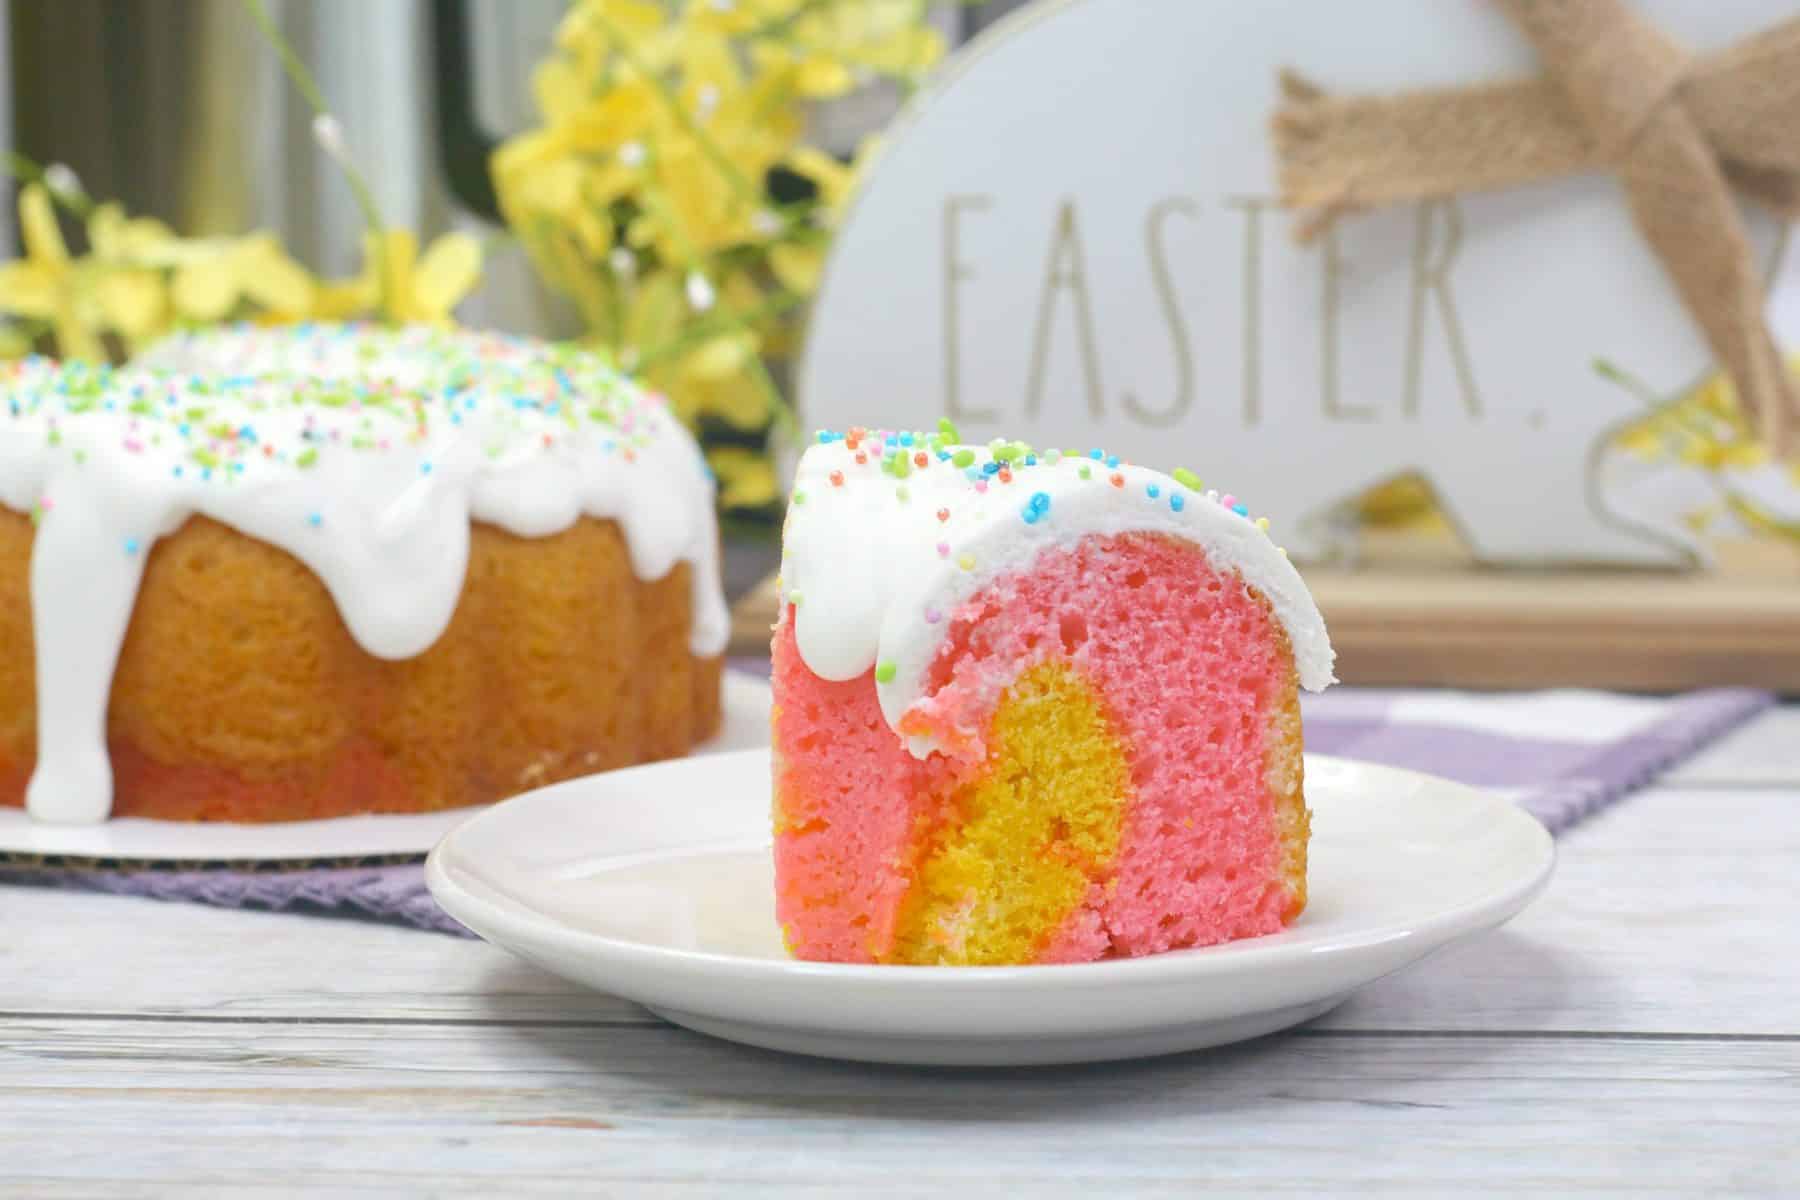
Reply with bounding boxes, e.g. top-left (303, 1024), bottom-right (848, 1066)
top-left (427, 749), bottom-right (1555, 1066)
top-left (0, 675), bottom-right (771, 862)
